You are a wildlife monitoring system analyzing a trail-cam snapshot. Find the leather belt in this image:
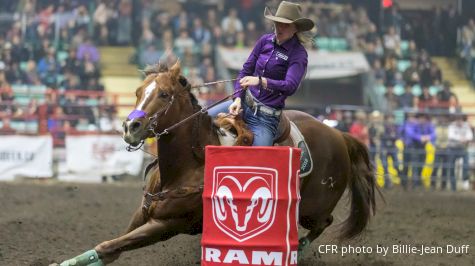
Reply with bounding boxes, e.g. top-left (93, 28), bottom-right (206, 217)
top-left (245, 90), bottom-right (282, 116)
